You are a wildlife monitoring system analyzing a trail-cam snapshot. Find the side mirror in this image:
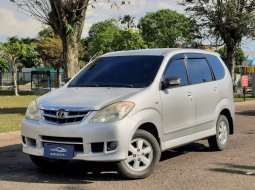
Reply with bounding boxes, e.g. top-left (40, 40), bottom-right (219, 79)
top-left (63, 77), bottom-right (71, 84)
top-left (161, 76), bottom-right (181, 90)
